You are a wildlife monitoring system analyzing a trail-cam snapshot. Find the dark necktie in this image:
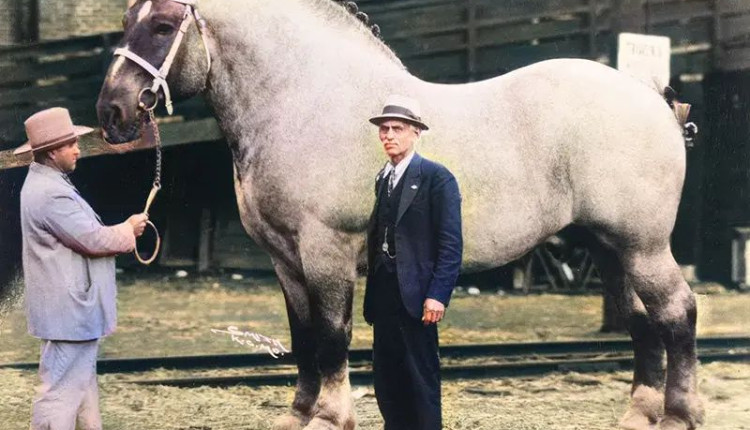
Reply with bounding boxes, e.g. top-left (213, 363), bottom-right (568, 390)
top-left (387, 169), bottom-right (396, 197)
